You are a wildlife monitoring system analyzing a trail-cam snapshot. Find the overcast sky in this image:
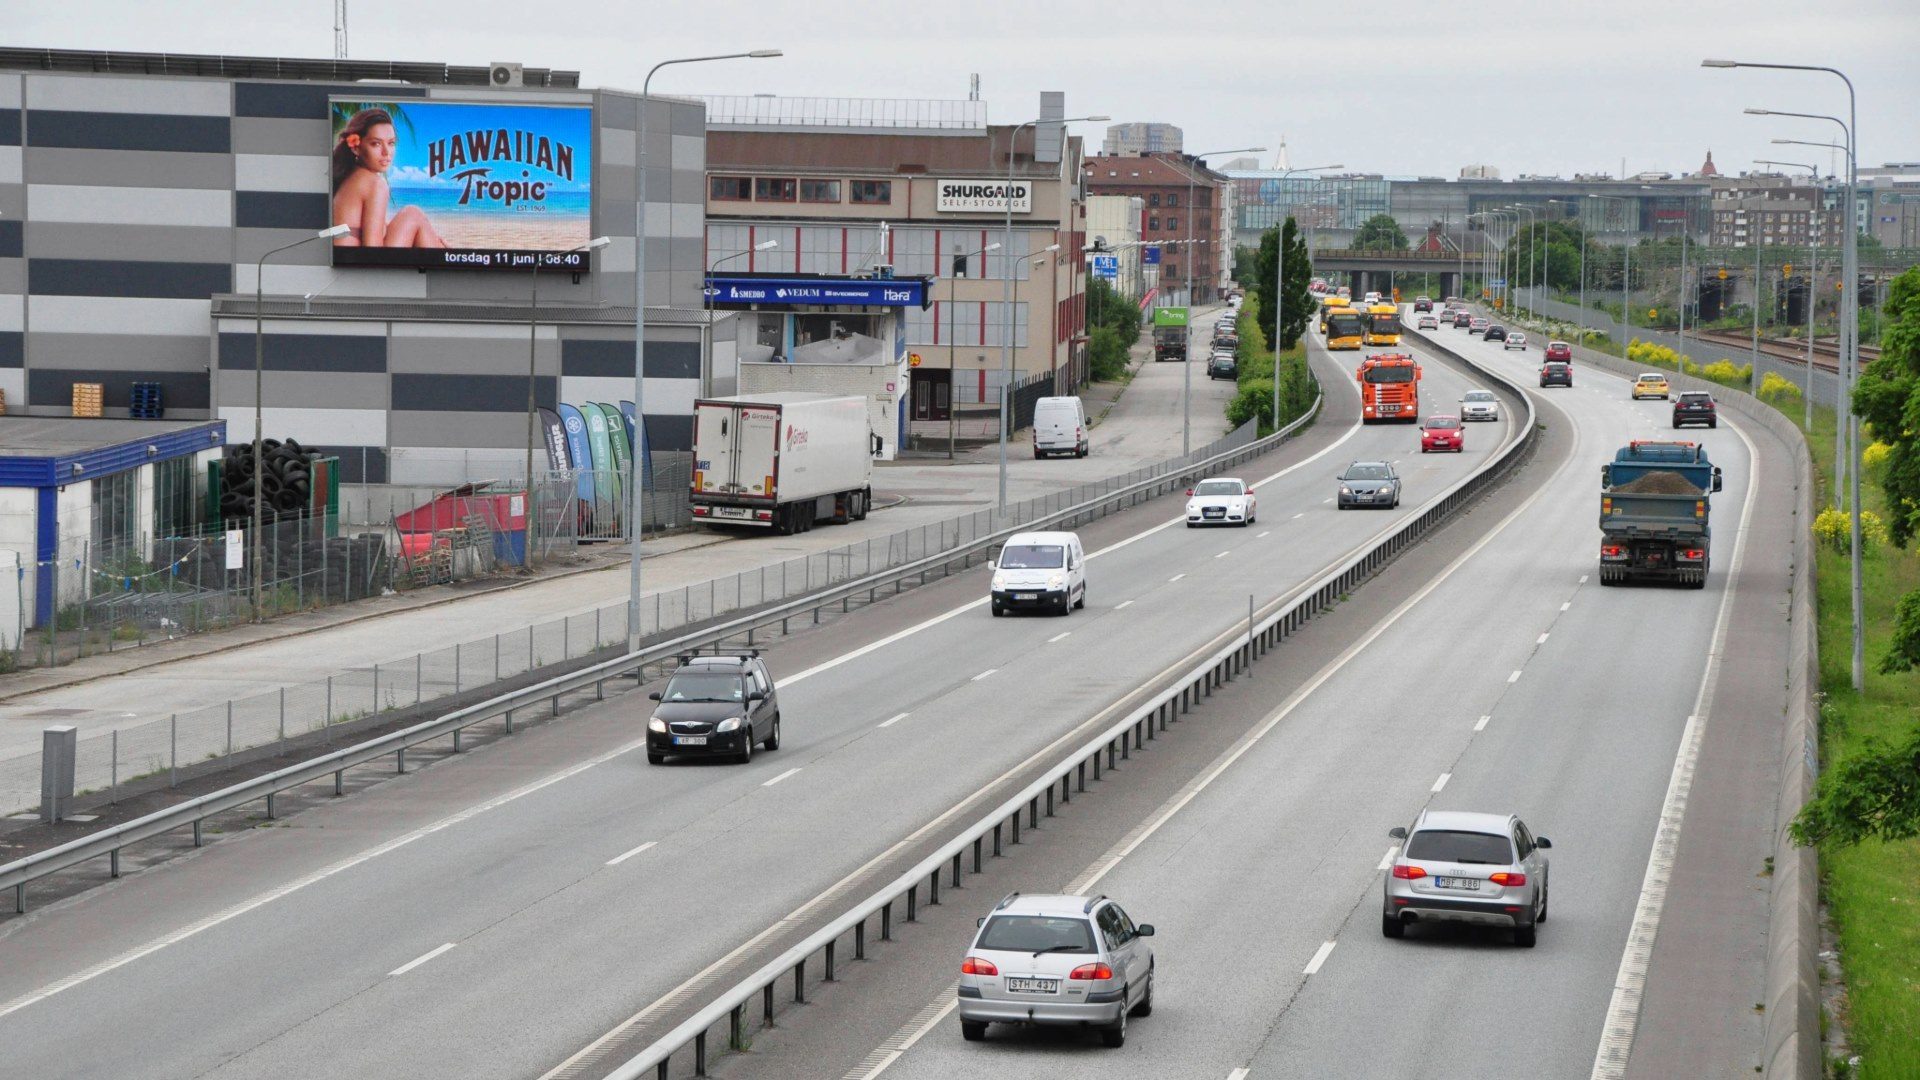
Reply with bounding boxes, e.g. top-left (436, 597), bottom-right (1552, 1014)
top-left (13, 0), bottom-right (1914, 179)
